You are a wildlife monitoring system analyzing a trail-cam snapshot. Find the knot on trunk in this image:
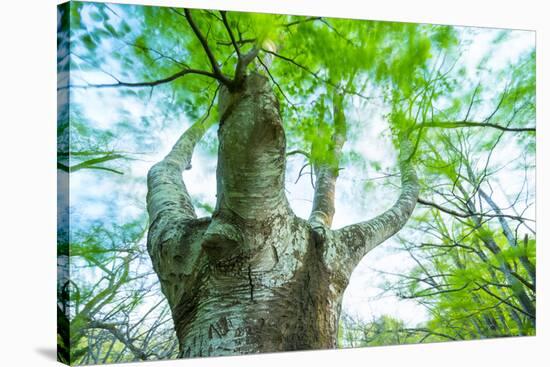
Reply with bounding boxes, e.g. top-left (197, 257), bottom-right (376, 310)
top-left (311, 224), bottom-right (328, 248)
top-left (201, 219), bottom-right (244, 261)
